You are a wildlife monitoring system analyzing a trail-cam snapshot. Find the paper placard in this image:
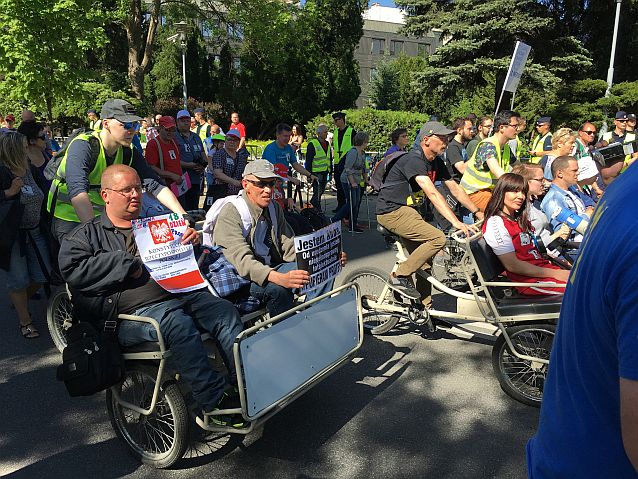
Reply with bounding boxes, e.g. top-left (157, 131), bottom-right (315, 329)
top-left (294, 222), bottom-right (342, 293)
top-left (132, 212), bottom-right (206, 293)
top-left (170, 173), bottom-right (192, 197)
